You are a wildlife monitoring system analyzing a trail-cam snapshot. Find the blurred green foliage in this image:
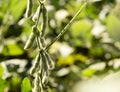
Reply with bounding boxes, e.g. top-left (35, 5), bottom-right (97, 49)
top-left (21, 77), bottom-right (32, 92)
top-left (0, 0), bottom-right (120, 92)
